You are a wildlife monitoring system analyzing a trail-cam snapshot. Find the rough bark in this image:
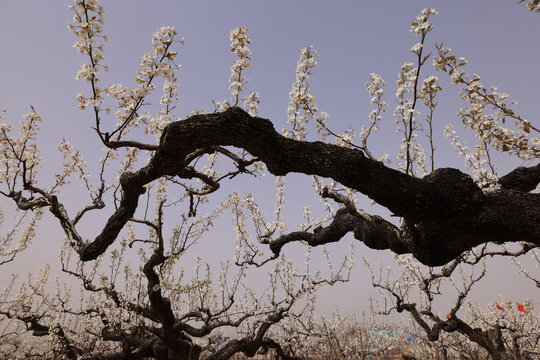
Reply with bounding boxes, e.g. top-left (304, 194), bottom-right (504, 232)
top-left (78, 107), bottom-right (539, 266)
